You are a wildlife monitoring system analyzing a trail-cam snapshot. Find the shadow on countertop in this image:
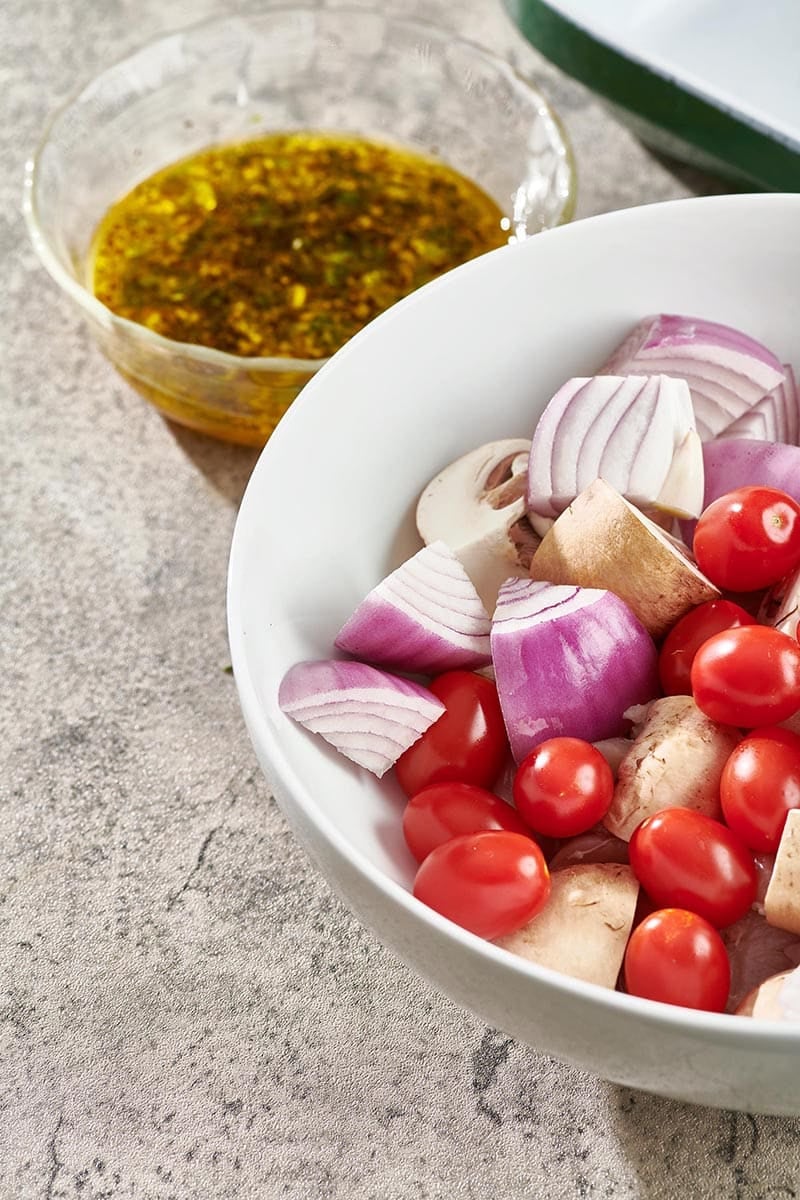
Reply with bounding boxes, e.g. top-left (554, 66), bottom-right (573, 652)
top-left (163, 419), bottom-right (262, 508)
top-left (610, 1084), bottom-right (800, 1199)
